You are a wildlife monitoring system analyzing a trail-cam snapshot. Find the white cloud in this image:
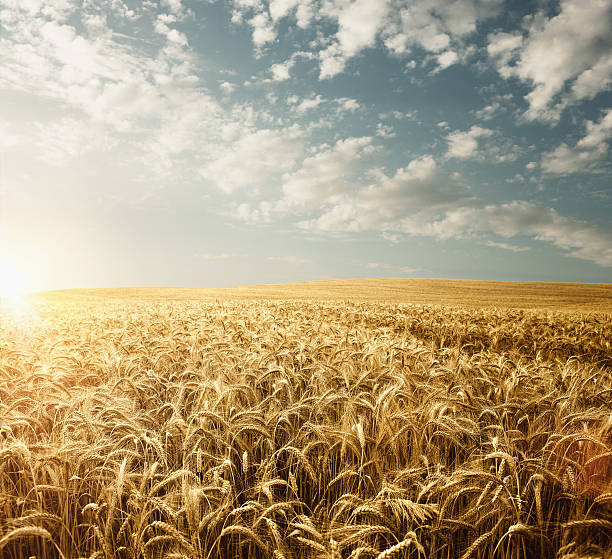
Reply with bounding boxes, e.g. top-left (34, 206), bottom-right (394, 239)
top-left (300, 155), bottom-right (469, 232)
top-left (280, 136), bottom-right (375, 207)
top-left (435, 50), bottom-right (459, 70)
top-left (249, 12), bottom-right (276, 47)
top-left (199, 126), bottom-right (305, 193)
top-left (162, 0), bottom-right (184, 16)
top-left (488, 0), bottom-right (612, 120)
top-left (376, 123), bottom-right (395, 138)
top-left (228, 0), bottom-right (501, 78)
top-left (420, 201), bottom-right (612, 267)
top-left (486, 31), bottom-right (523, 75)
top-left (269, 0), bottom-right (300, 20)
top-left (319, 0), bottom-right (391, 78)
top-left (269, 59), bottom-right (295, 81)
top-left (336, 97), bottom-right (360, 112)
top-left (484, 240), bottom-right (530, 252)
top-left (219, 81), bottom-right (236, 94)
top-left (366, 262), bottom-right (393, 269)
top-left (445, 125), bottom-right (494, 159)
top-left (541, 109), bottom-right (612, 174)
top-left (294, 94), bottom-right (323, 113)
top-left (269, 151), bottom-right (612, 268)
top-left (383, 0), bottom-right (502, 72)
